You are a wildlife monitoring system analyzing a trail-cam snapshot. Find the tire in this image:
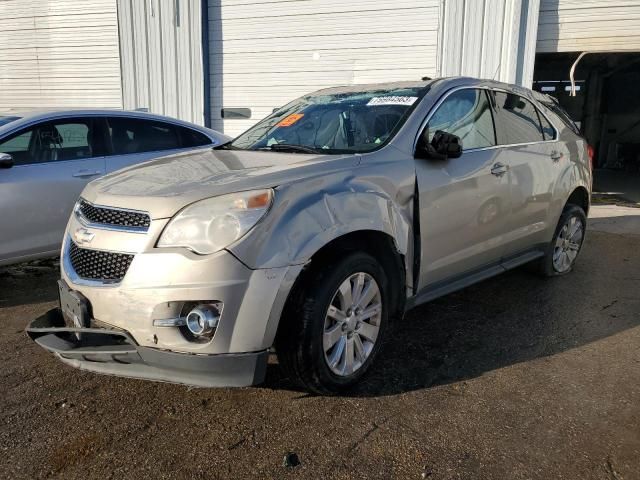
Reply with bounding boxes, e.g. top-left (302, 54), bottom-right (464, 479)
top-left (276, 252), bottom-right (390, 394)
top-left (535, 204), bottom-right (587, 277)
